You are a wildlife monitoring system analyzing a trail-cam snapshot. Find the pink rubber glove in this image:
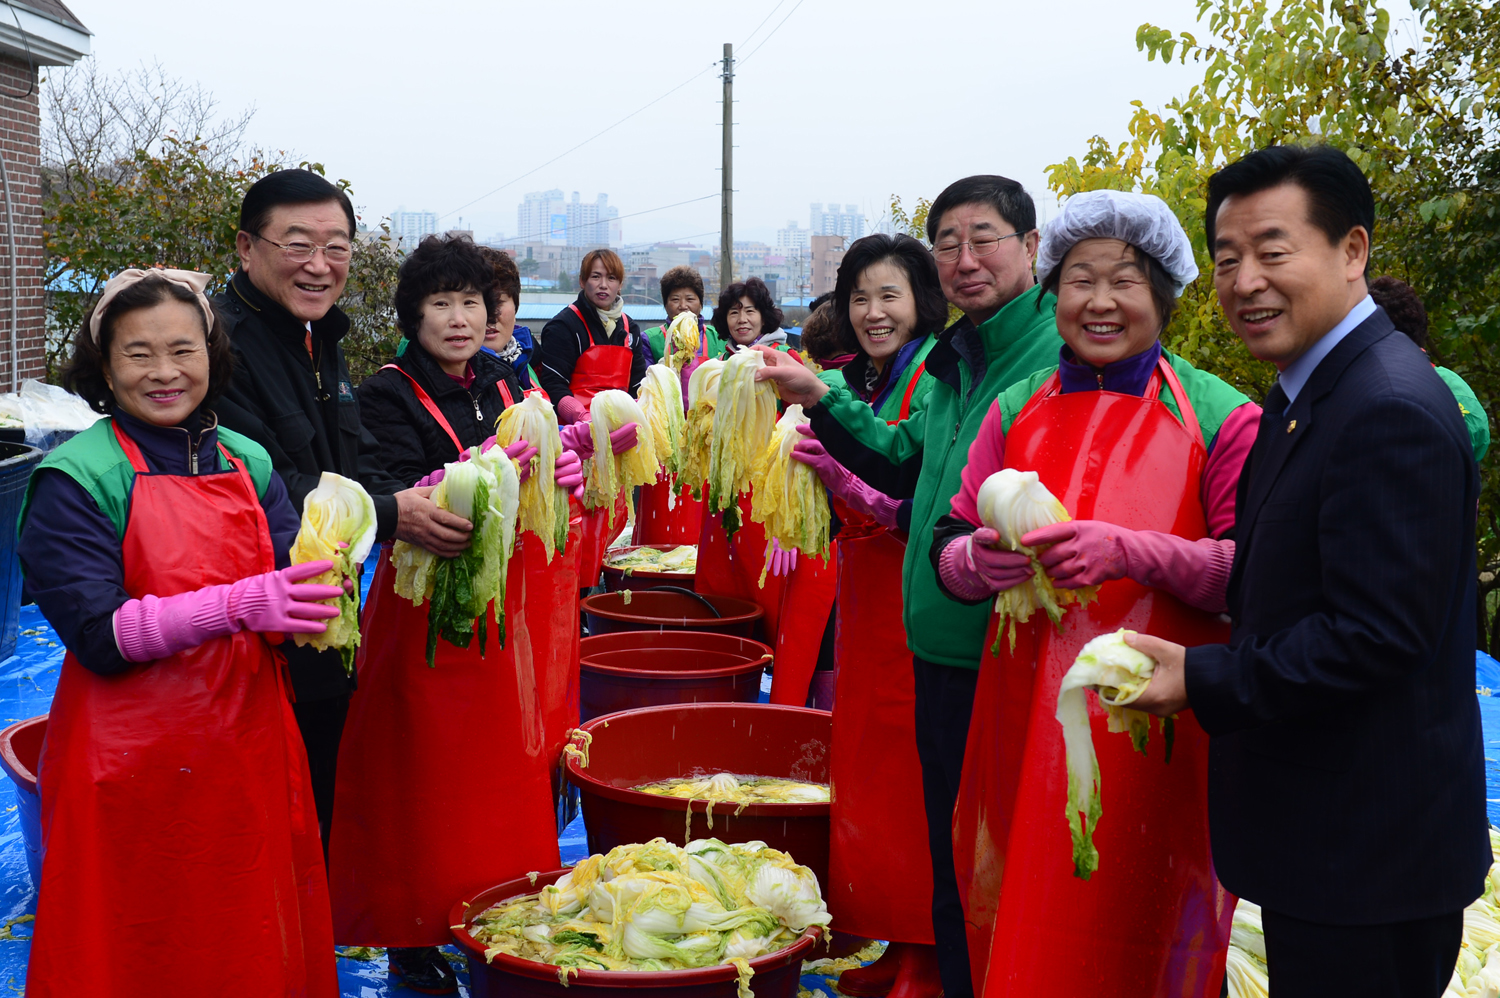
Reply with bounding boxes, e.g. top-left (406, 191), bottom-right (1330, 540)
top-left (415, 467), bottom-right (444, 488)
top-left (112, 561), bottom-right (344, 662)
top-left (608, 423), bottom-right (639, 455)
top-left (556, 395), bottom-right (589, 425)
top-left (554, 448), bottom-right (584, 492)
top-left (559, 421), bottom-right (595, 461)
top-left (768, 539), bottom-right (798, 577)
top-left (1022, 520), bottom-right (1234, 613)
top-left (502, 438), bottom-right (538, 485)
top-left (937, 529), bottom-right (1033, 601)
top-left (790, 425), bottom-right (901, 529)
